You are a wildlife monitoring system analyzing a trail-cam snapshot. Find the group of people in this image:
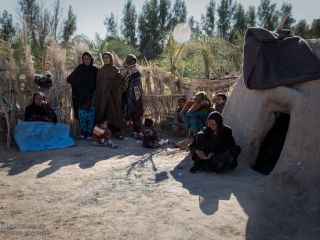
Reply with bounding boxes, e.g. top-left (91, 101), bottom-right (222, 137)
top-left (66, 52), bottom-right (143, 145)
top-left (23, 51), bottom-right (240, 174)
